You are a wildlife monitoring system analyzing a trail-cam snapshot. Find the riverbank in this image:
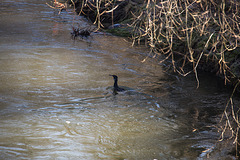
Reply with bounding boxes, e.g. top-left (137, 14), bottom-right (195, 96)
top-left (73, 0), bottom-right (240, 91)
